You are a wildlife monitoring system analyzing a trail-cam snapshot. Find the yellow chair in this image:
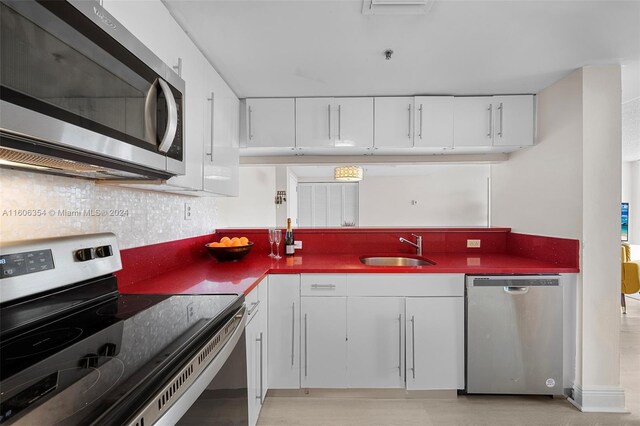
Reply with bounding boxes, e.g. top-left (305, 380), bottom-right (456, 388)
top-left (621, 243), bottom-right (640, 314)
